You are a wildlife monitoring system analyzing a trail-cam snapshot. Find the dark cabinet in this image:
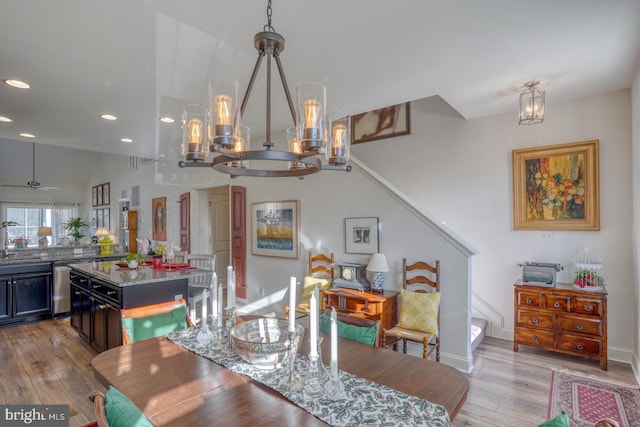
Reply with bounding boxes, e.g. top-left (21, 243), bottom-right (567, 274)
top-left (90, 297), bottom-right (121, 353)
top-left (0, 262), bottom-right (52, 326)
top-left (70, 283), bottom-right (91, 341)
